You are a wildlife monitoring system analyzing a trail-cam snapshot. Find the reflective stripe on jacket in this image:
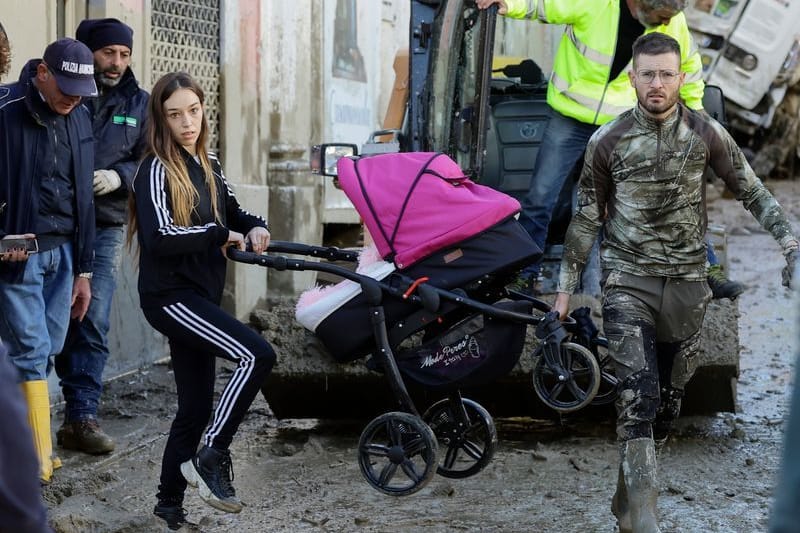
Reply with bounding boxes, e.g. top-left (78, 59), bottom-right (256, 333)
top-left (504, 0), bottom-right (704, 125)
